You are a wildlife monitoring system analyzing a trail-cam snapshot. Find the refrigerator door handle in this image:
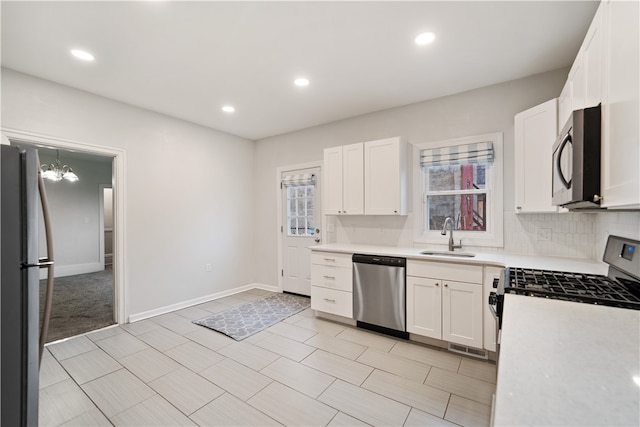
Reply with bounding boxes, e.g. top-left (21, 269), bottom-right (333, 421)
top-left (21, 258), bottom-right (54, 269)
top-left (37, 156), bottom-right (55, 365)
